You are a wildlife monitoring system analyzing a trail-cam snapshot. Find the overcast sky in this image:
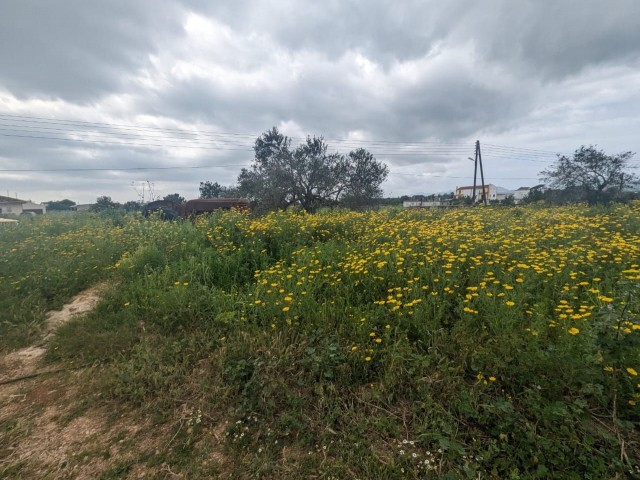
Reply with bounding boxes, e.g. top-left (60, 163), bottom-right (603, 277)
top-left (1, 0), bottom-right (639, 204)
